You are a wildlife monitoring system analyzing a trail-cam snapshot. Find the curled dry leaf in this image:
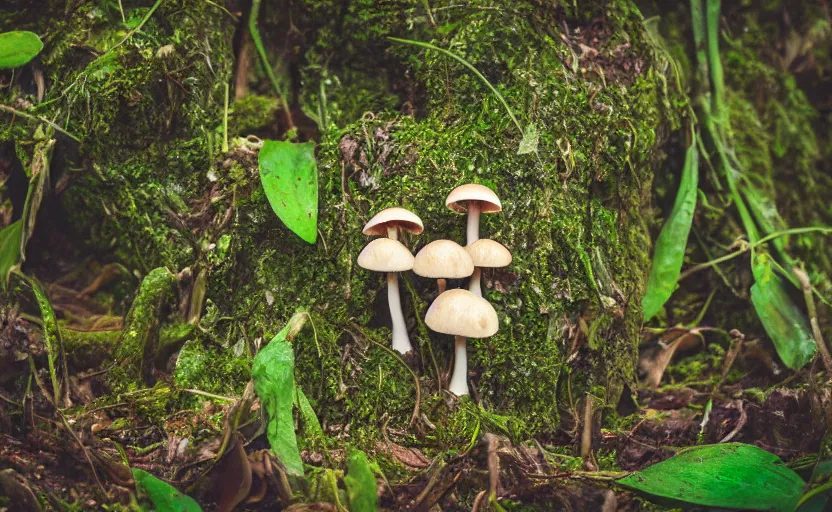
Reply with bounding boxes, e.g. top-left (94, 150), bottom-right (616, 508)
top-left (375, 440), bottom-right (431, 469)
top-left (215, 437), bottom-right (252, 512)
top-left (640, 329), bottom-right (702, 388)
